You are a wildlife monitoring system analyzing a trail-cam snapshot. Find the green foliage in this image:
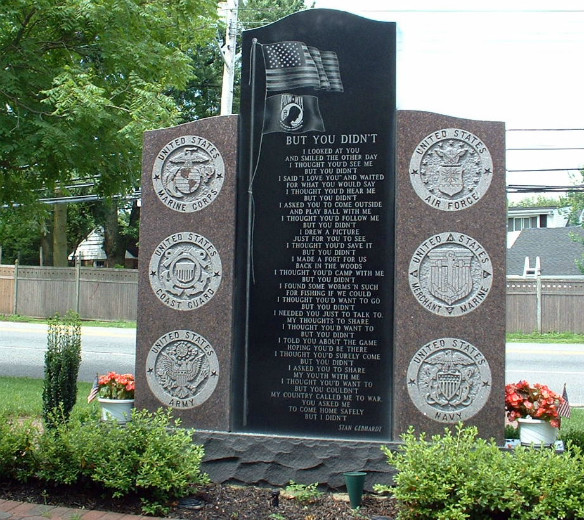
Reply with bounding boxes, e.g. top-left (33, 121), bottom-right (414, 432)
top-left (42, 311), bottom-right (82, 427)
top-left (0, 203), bottom-right (50, 265)
top-left (239, 0), bottom-right (309, 29)
top-left (283, 480), bottom-right (323, 504)
top-left (560, 409), bottom-right (584, 451)
top-left (507, 195), bottom-right (565, 208)
top-left (376, 423), bottom-right (584, 520)
top-left (561, 430), bottom-right (584, 452)
top-left (0, 0), bottom-right (218, 206)
top-left (1, 405), bottom-right (208, 515)
top-left (0, 414), bottom-right (39, 481)
top-left (34, 408), bottom-right (208, 514)
top-left (506, 331), bottom-right (584, 344)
